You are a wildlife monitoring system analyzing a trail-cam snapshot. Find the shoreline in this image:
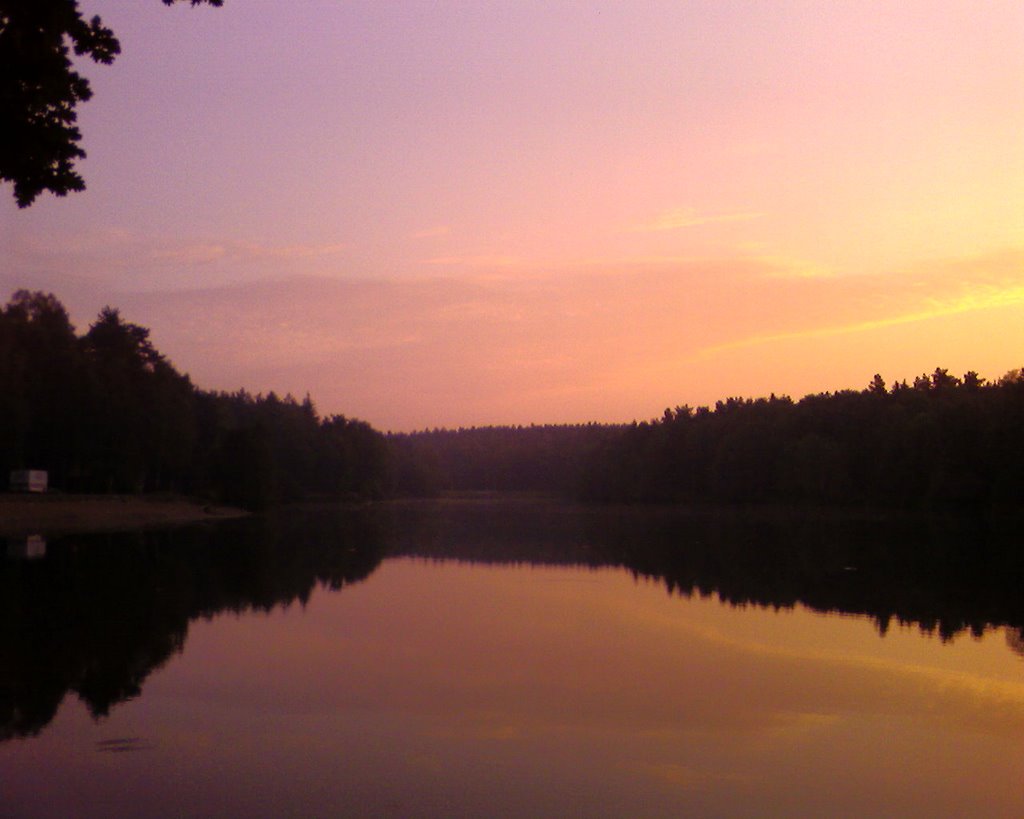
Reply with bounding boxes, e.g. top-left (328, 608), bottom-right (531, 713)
top-left (0, 493), bottom-right (248, 537)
